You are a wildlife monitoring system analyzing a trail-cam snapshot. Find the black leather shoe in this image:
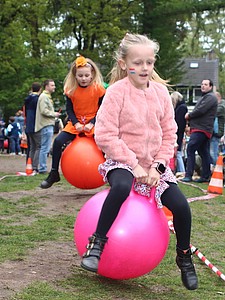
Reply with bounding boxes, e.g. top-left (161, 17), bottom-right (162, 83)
top-left (176, 248), bottom-right (198, 290)
top-left (81, 234), bottom-right (108, 272)
top-left (194, 177), bottom-right (210, 183)
top-left (40, 170), bottom-right (60, 189)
